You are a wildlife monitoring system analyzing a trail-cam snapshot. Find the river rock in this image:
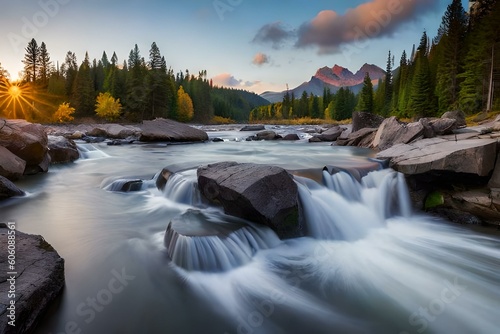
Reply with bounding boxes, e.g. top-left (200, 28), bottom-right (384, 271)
top-left (0, 119), bottom-right (48, 172)
top-left (377, 138), bottom-right (497, 176)
top-left (240, 125), bottom-right (265, 131)
top-left (442, 110), bottom-right (466, 127)
top-left (140, 118), bottom-right (208, 142)
top-left (352, 111), bottom-right (385, 132)
top-left (0, 146), bottom-right (26, 181)
top-left (372, 117), bottom-right (424, 151)
top-left (197, 162), bottom-right (301, 238)
top-left (337, 128), bottom-right (378, 147)
top-left (0, 176), bottom-right (25, 199)
top-left (311, 126), bottom-right (344, 142)
top-left (283, 134), bottom-right (300, 141)
top-left (256, 130), bottom-right (280, 141)
top-left (0, 225), bottom-right (65, 334)
top-left (48, 136), bottom-right (80, 164)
